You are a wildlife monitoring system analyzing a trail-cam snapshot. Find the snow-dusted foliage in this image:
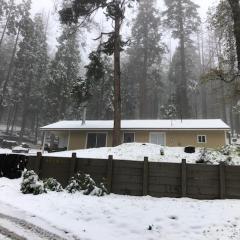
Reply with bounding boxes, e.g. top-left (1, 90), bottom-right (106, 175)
top-left (160, 104), bottom-right (177, 119)
top-left (66, 172), bottom-right (108, 196)
top-left (43, 178), bottom-right (63, 192)
top-left (20, 170), bottom-right (45, 195)
top-left (196, 147), bottom-right (235, 165)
